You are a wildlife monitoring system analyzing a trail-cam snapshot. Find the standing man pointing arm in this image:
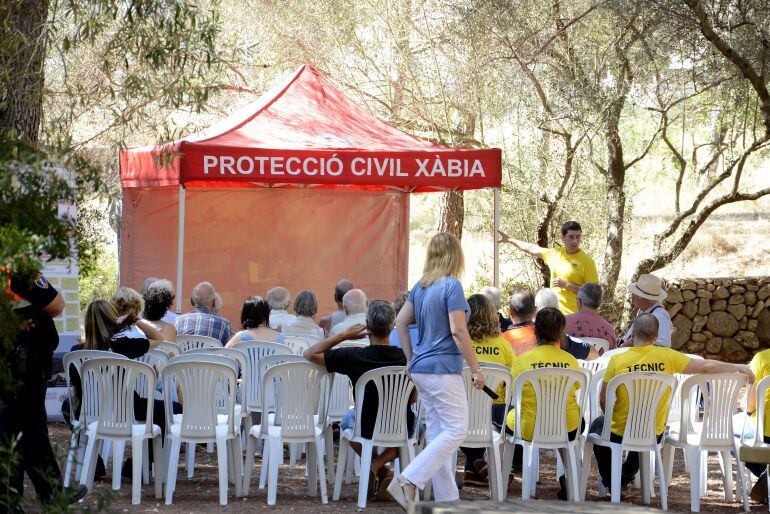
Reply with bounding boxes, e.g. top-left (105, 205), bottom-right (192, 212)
top-left (500, 221), bottom-right (598, 315)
